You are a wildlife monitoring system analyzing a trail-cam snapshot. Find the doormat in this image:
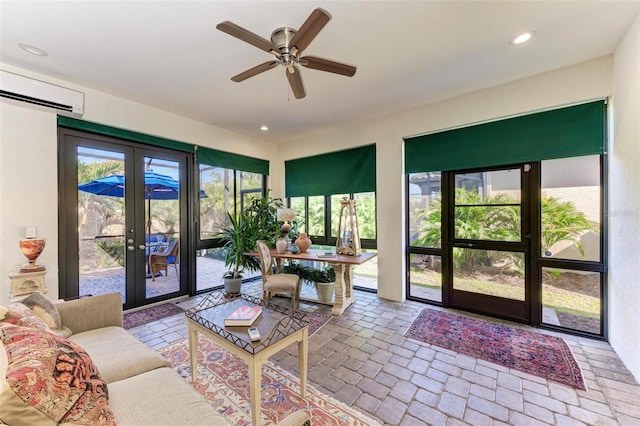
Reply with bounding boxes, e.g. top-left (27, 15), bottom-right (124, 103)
top-left (404, 308), bottom-right (586, 390)
top-left (123, 303), bottom-right (184, 329)
top-left (159, 335), bottom-right (381, 425)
